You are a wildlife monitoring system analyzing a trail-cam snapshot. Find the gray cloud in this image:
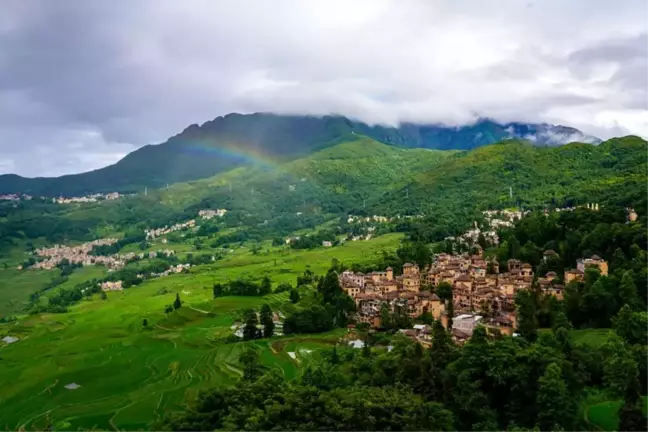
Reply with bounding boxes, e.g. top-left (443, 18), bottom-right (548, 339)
top-left (0, 0), bottom-right (646, 176)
